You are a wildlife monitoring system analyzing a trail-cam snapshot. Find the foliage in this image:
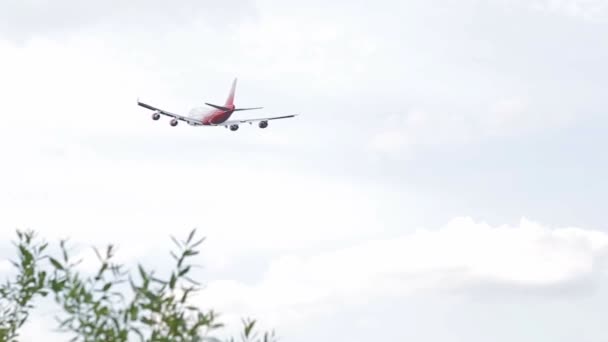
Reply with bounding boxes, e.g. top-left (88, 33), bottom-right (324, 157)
top-left (0, 231), bottom-right (49, 342)
top-left (0, 229), bottom-right (276, 342)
